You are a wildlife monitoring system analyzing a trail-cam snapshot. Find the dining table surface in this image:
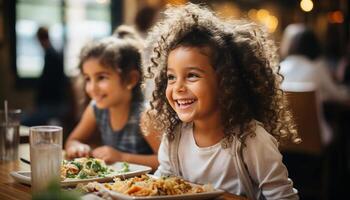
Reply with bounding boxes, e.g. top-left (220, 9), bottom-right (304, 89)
top-left (0, 144), bottom-right (247, 200)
